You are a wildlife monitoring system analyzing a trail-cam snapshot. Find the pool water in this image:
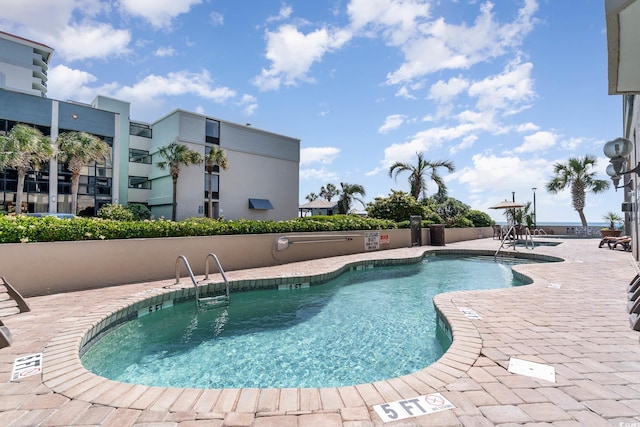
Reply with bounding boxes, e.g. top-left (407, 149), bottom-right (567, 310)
top-left (82, 254), bottom-right (534, 389)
